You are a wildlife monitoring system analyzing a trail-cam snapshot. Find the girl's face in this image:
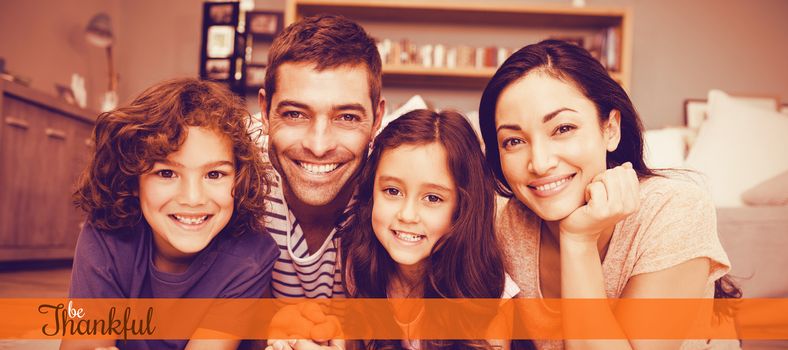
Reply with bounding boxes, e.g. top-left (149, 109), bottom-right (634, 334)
top-left (495, 72), bottom-right (620, 222)
top-left (371, 142), bottom-right (457, 269)
top-left (139, 126), bottom-right (235, 268)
